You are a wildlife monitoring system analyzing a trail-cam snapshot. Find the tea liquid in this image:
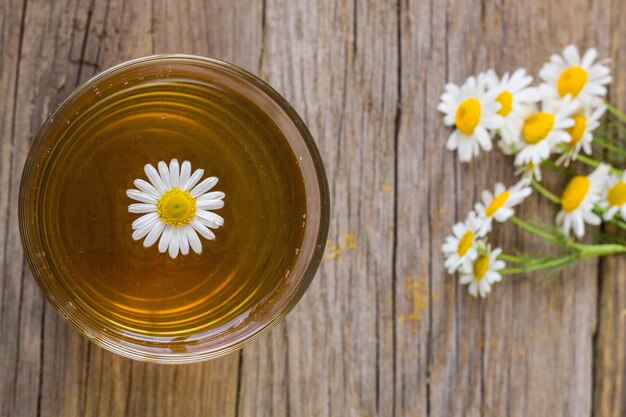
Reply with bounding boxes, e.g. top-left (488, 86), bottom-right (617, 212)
top-left (37, 62), bottom-right (307, 340)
